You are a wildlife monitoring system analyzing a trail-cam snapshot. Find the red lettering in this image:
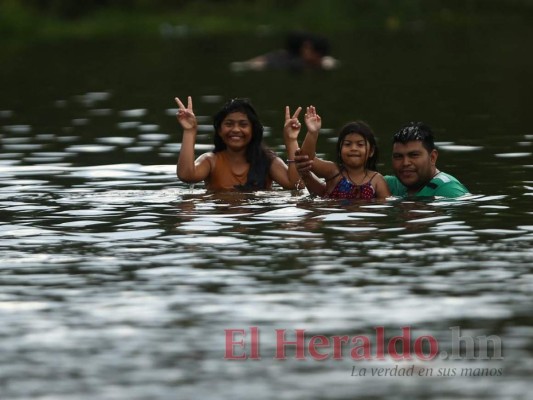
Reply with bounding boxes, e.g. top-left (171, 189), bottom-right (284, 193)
top-left (350, 335), bottom-right (371, 360)
top-left (250, 326), bottom-right (260, 360)
top-left (414, 335), bottom-right (439, 360)
top-left (388, 327), bottom-right (413, 360)
top-left (332, 335), bottom-right (349, 359)
top-left (224, 329), bottom-right (247, 360)
top-left (275, 329), bottom-right (306, 360)
top-left (375, 326), bottom-right (385, 360)
top-left (309, 335), bottom-right (330, 360)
